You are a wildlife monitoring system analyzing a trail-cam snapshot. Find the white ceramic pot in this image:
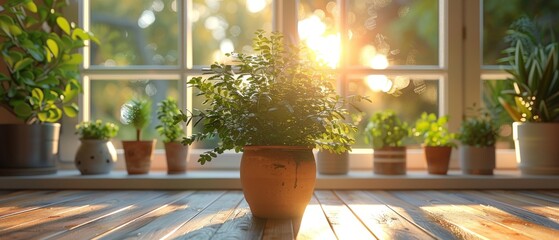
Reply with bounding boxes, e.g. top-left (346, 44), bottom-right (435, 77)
top-left (513, 122), bottom-right (559, 175)
top-left (75, 139), bottom-right (117, 175)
